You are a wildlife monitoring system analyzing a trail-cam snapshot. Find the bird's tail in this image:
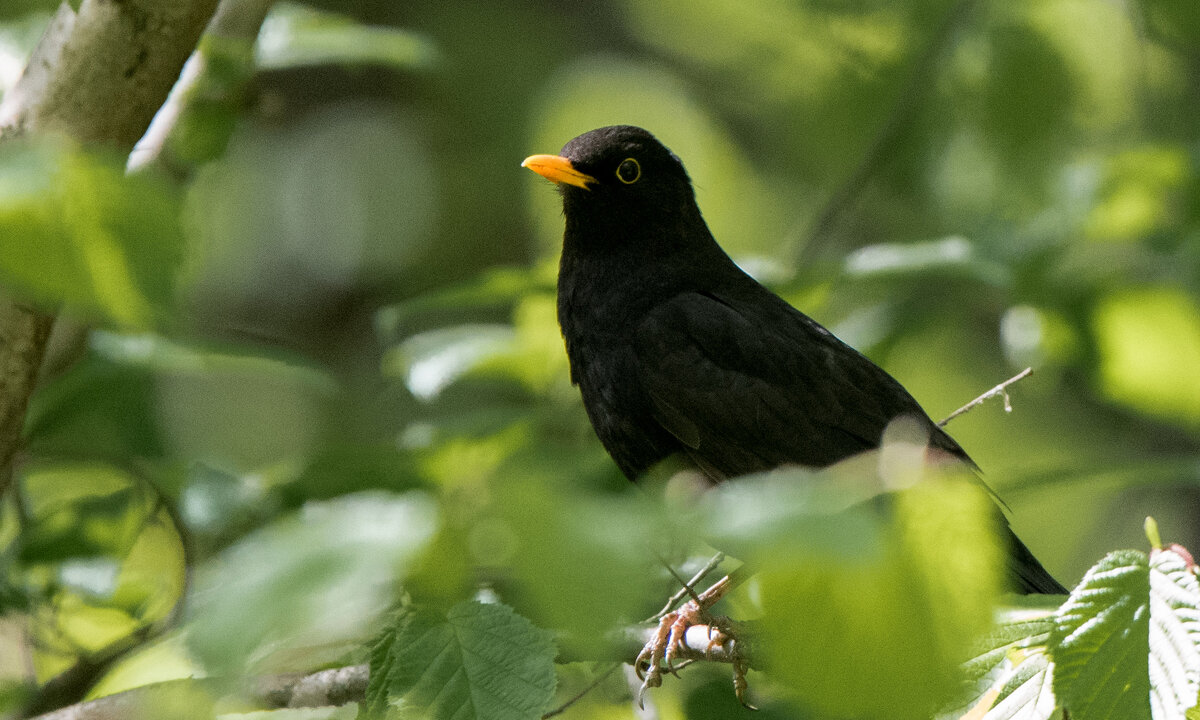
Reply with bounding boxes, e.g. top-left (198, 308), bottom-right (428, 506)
top-left (1006, 529), bottom-right (1068, 595)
